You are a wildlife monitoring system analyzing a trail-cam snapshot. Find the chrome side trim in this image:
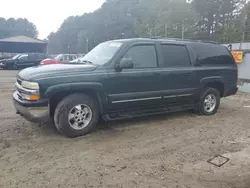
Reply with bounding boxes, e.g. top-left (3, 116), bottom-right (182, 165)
top-left (163, 93), bottom-right (194, 99)
top-left (163, 95), bottom-right (176, 99)
top-left (112, 97), bottom-right (162, 104)
top-left (15, 82), bottom-right (39, 95)
top-left (178, 93), bottom-right (194, 97)
top-left (112, 93), bottom-right (194, 104)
